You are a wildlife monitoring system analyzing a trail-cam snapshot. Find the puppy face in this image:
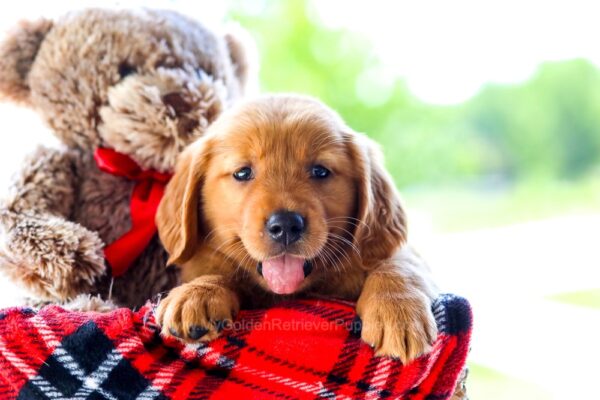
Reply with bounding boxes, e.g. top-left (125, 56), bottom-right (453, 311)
top-left (201, 99), bottom-right (358, 294)
top-left (157, 95), bottom-right (407, 295)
